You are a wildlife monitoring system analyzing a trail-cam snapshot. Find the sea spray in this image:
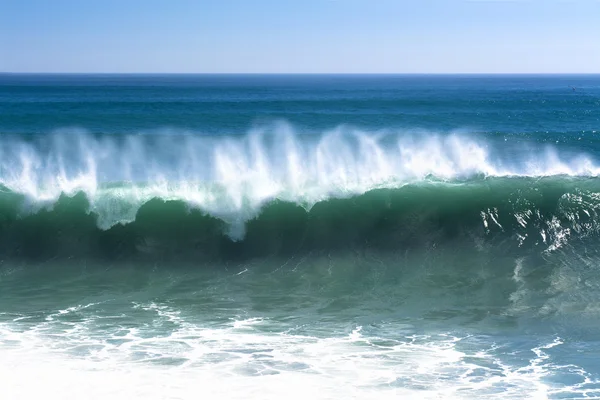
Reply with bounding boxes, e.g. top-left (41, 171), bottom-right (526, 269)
top-left (1, 125), bottom-right (599, 238)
